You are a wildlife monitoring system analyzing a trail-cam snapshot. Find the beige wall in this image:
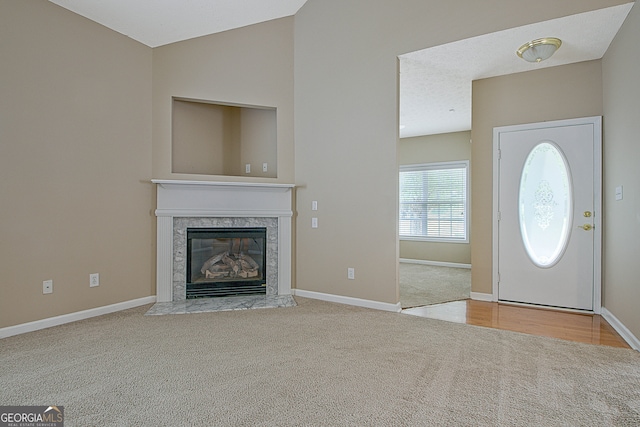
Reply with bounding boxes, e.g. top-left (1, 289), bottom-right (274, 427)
top-left (172, 100), bottom-right (229, 175)
top-left (471, 61), bottom-right (604, 294)
top-left (399, 132), bottom-right (472, 265)
top-left (240, 108), bottom-right (278, 179)
top-left (0, 1), bottom-right (154, 328)
top-left (3, 0), bottom-right (638, 339)
top-left (171, 101), bottom-right (277, 178)
top-left (152, 17), bottom-right (294, 184)
top-left (294, 0), bottom-right (628, 305)
top-left (602, 2), bottom-right (640, 339)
